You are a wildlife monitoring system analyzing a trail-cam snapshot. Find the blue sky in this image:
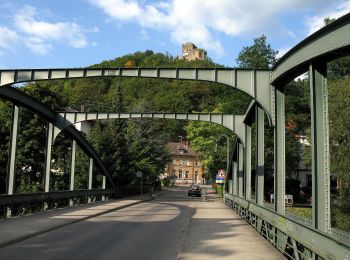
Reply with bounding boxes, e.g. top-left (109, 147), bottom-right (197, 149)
top-left (0, 0), bottom-right (349, 69)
